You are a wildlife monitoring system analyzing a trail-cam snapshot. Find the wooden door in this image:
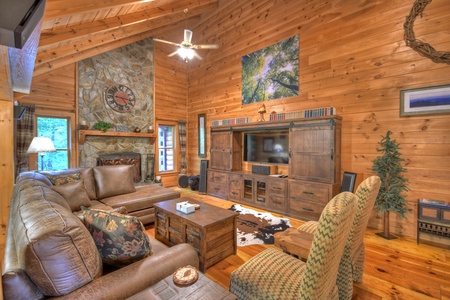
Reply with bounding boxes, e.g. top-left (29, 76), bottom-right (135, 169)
top-left (289, 119), bottom-right (337, 183)
top-left (210, 129), bottom-right (232, 170)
